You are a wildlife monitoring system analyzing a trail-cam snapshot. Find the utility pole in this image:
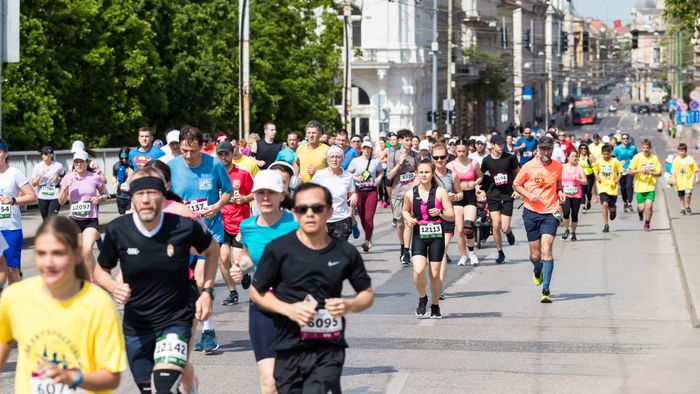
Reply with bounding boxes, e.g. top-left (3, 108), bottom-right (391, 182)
top-left (446, 0), bottom-right (453, 134)
top-left (431, 0), bottom-right (438, 130)
top-left (342, 0), bottom-right (352, 132)
top-left (238, 0), bottom-right (250, 141)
